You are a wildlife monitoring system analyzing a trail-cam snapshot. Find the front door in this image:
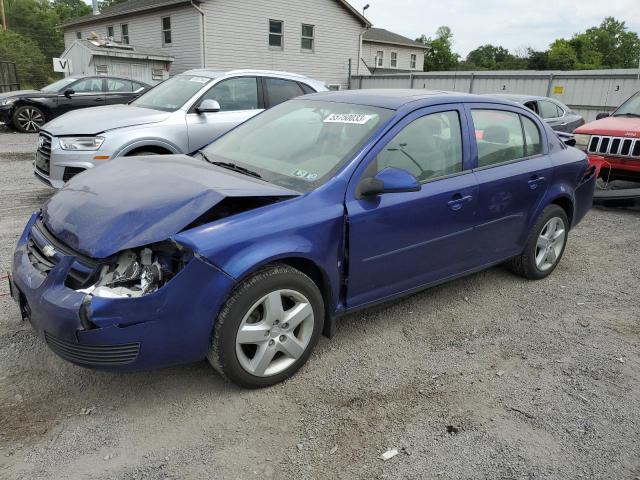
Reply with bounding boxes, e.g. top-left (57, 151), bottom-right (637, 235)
top-left (345, 105), bottom-right (479, 308)
top-left (186, 76), bottom-right (263, 152)
top-left (56, 77), bottom-right (106, 115)
top-left (467, 105), bottom-right (552, 263)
